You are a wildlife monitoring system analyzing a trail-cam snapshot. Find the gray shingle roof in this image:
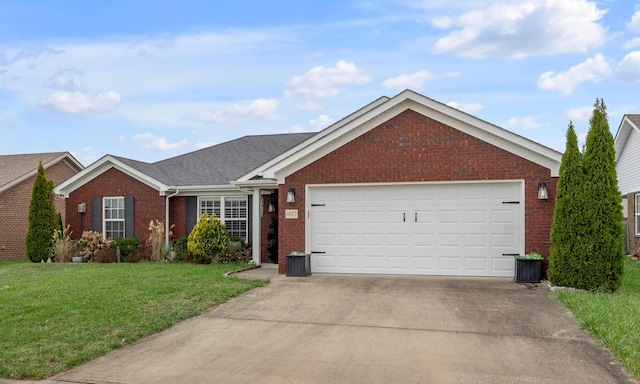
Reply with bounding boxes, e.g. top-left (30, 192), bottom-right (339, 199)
top-left (0, 152), bottom-right (68, 188)
top-left (114, 133), bottom-right (315, 187)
